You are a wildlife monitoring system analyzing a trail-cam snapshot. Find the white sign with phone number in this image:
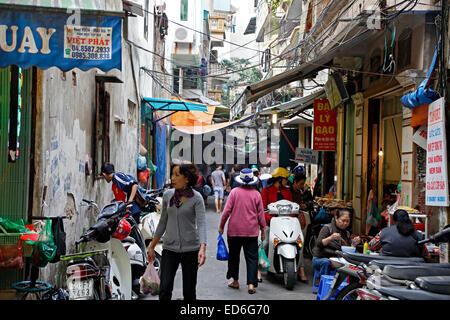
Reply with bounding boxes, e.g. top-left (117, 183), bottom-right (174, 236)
top-left (64, 25), bottom-right (112, 60)
top-left (425, 98), bottom-right (449, 206)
